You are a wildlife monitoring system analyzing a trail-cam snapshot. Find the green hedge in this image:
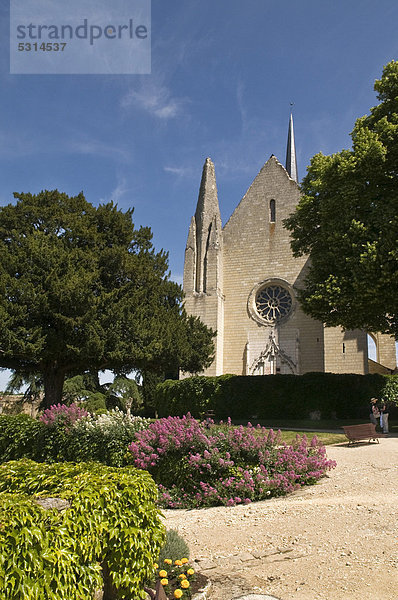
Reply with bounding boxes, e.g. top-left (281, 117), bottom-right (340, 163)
top-left (0, 460), bottom-right (164, 600)
top-left (155, 373), bottom-right (398, 420)
top-left (0, 413), bottom-right (147, 466)
top-left (0, 414), bottom-right (44, 461)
